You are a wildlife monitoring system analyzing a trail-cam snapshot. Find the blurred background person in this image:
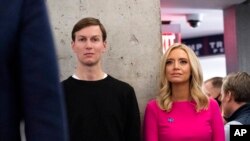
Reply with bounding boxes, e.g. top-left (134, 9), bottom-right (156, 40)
top-left (221, 72), bottom-right (250, 141)
top-left (143, 43), bottom-right (225, 141)
top-left (0, 0), bottom-right (68, 140)
top-left (203, 77), bottom-right (223, 107)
